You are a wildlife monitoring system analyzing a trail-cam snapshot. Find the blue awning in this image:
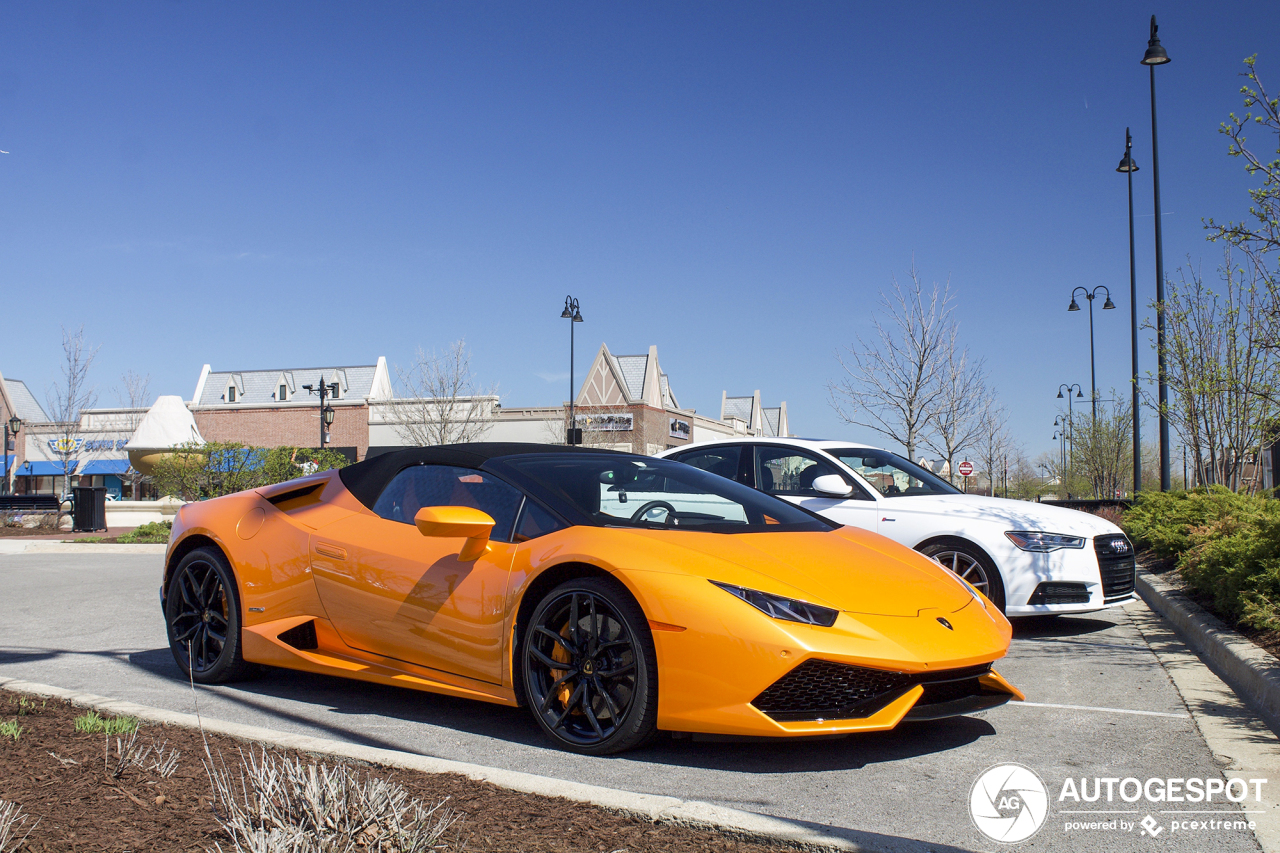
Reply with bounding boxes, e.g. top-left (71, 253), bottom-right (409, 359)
top-left (20, 461), bottom-right (75, 476)
top-left (81, 460), bottom-right (131, 475)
